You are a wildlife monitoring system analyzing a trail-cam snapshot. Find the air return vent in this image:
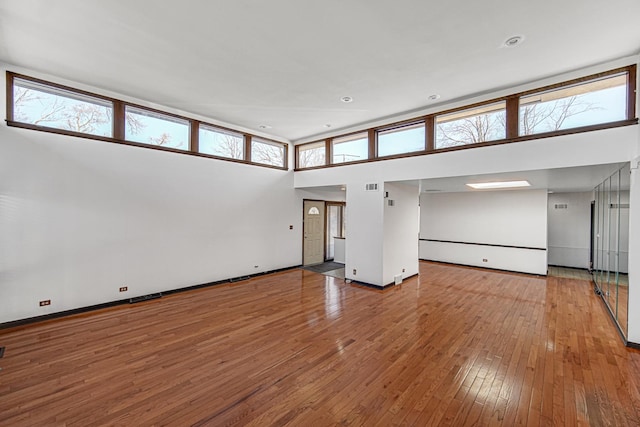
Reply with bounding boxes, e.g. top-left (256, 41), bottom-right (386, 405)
top-left (554, 204), bottom-right (568, 209)
top-left (129, 293), bottom-right (162, 304)
top-left (365, 183), bottom-right (379, 191)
